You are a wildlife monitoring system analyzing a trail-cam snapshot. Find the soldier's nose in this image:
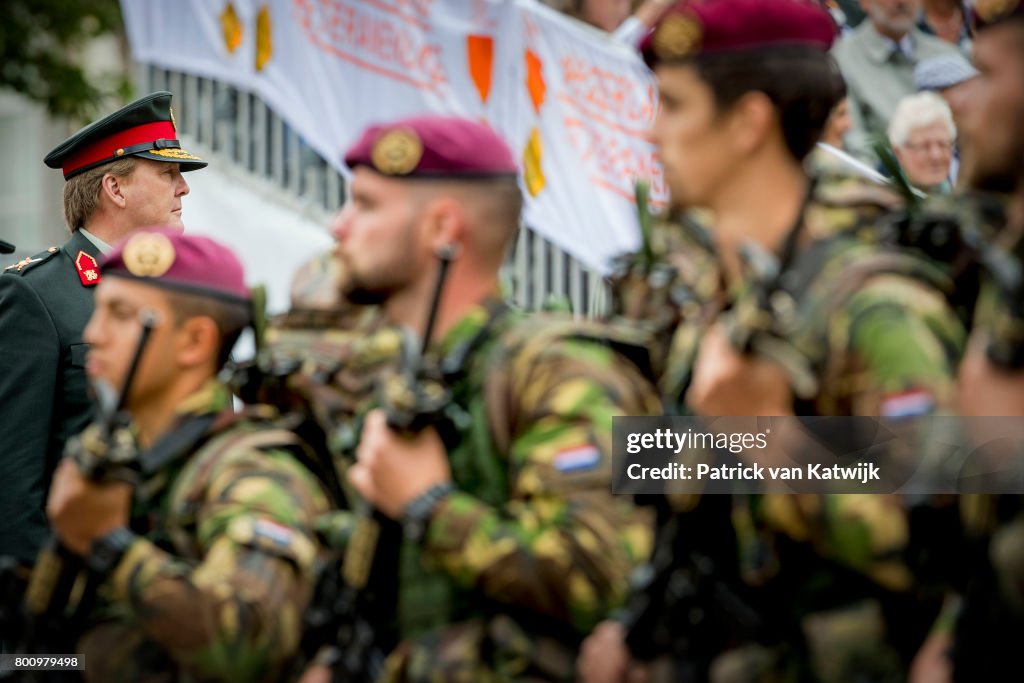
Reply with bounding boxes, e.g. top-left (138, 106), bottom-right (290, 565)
top-left (330, 206), bottom-right (353, 242)
top-left (83, 319), bottom-right (101, 345)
